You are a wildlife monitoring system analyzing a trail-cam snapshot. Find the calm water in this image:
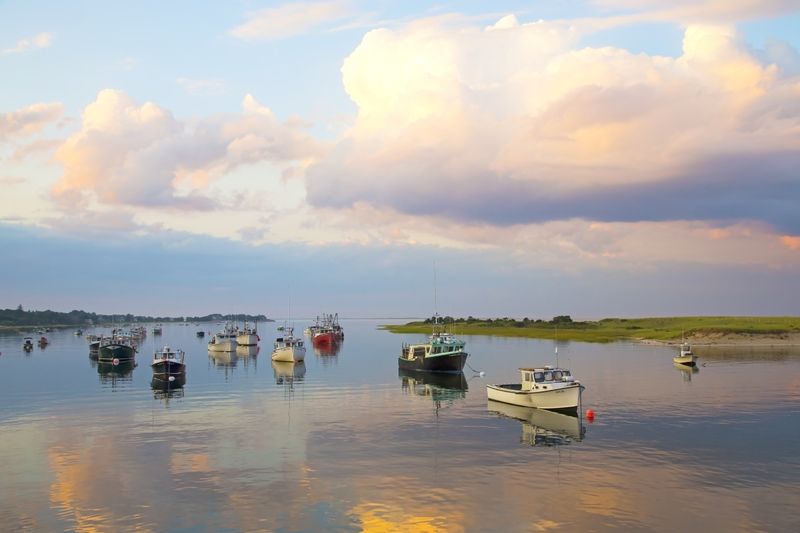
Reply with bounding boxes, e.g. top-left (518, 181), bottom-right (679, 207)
top-left (1, 321), bottom-right (798, 532)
